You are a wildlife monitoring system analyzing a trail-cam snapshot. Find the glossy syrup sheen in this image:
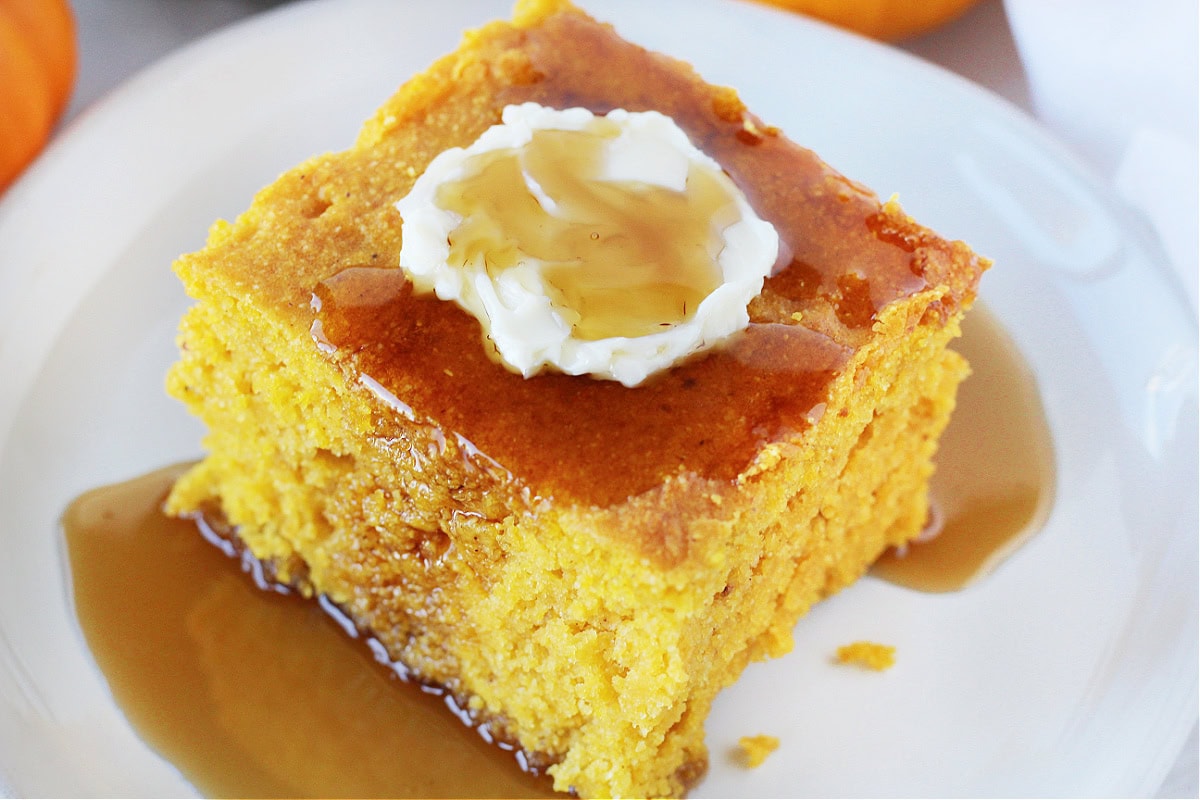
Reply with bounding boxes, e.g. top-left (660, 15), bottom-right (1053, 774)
top-left (438, 124), bottom-right (732, 341)
top-left (304, 9), bottom-right (952, 507)
top-left (315, 267), bottom-right (849, 507)
top-left (62, 307), bottom-right (1054, 798)
top-left (500, 8), bottom-right (938, 315)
